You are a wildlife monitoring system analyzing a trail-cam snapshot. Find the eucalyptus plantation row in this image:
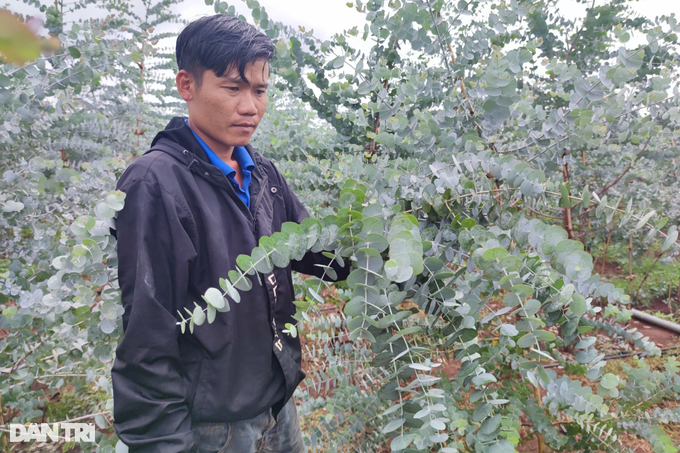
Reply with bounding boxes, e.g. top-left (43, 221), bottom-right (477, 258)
top-left (1, 0), bottom-right (680, 452)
